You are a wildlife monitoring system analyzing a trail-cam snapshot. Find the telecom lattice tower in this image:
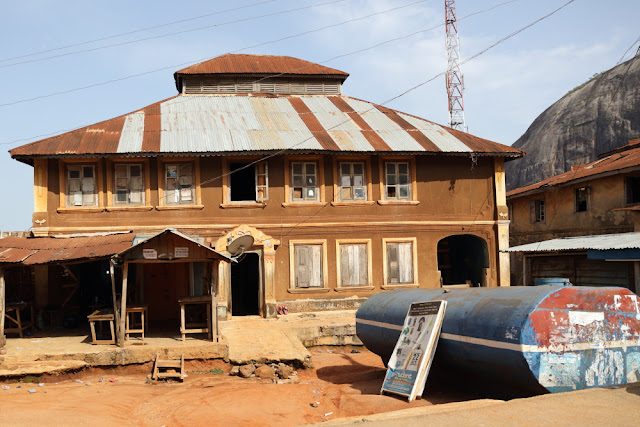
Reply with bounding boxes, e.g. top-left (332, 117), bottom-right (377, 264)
top-left (445, 0), bottom-right (466, 131)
